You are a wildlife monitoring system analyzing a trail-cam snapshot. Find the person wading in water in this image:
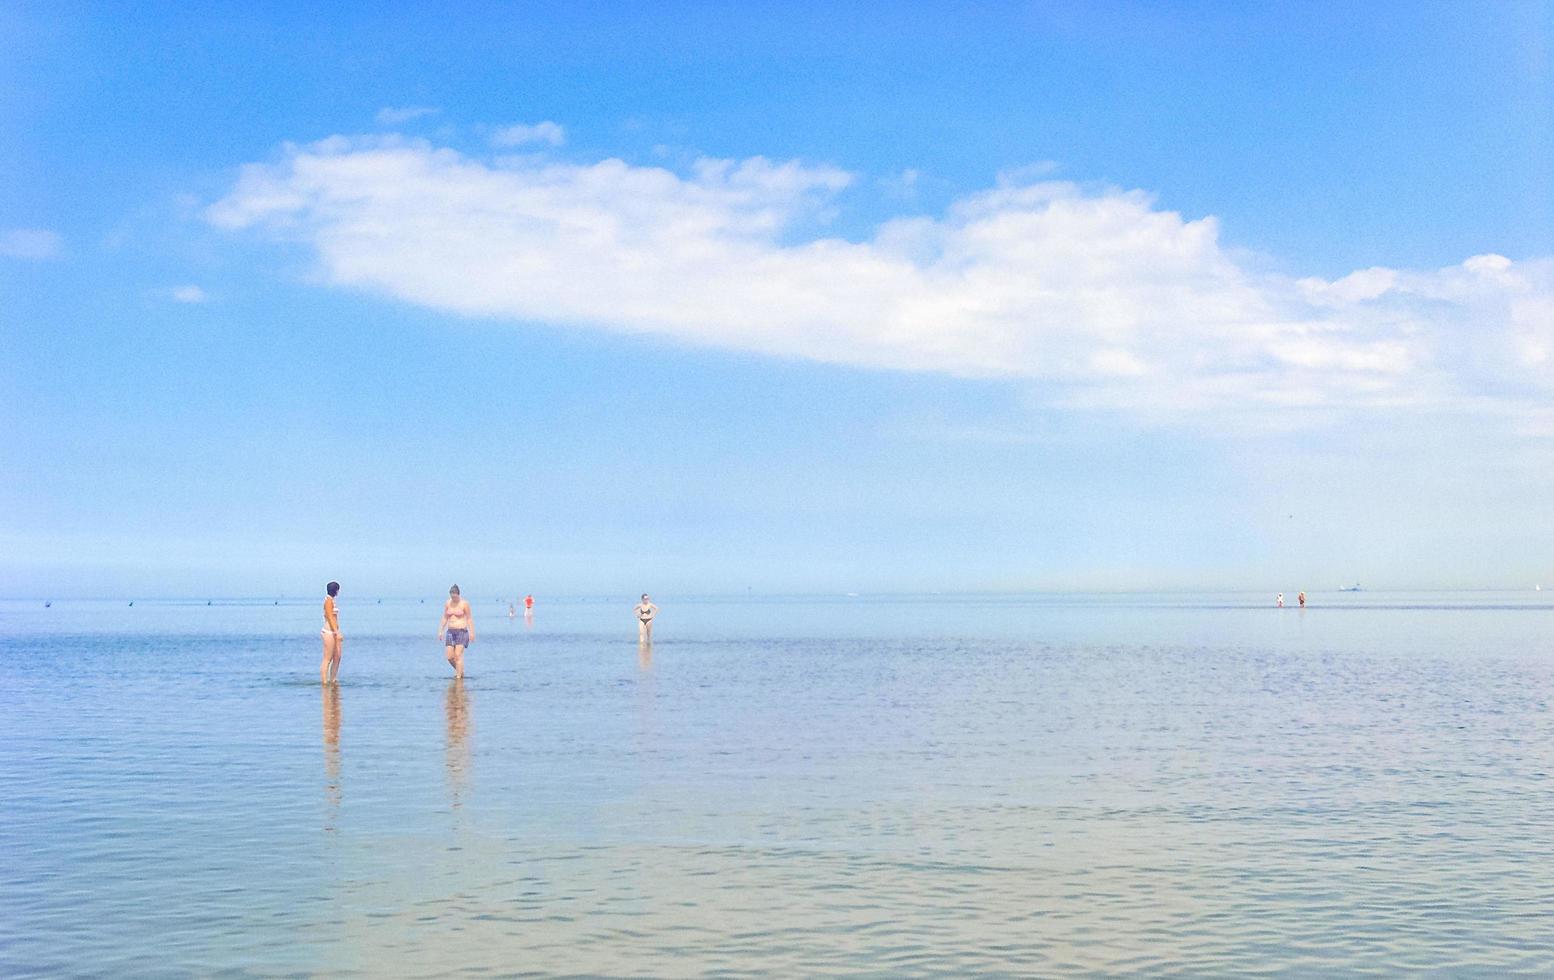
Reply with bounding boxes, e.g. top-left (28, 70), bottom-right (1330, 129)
top-left (439, 584), bottom-right (475, 678)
